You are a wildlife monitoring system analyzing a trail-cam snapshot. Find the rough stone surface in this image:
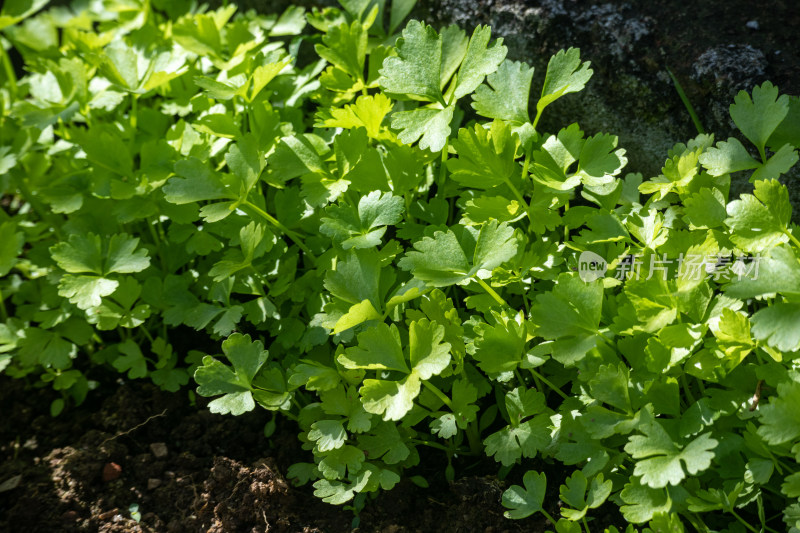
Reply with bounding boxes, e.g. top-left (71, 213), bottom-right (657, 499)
top-left (409, 0), bottom-right (800, 205)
